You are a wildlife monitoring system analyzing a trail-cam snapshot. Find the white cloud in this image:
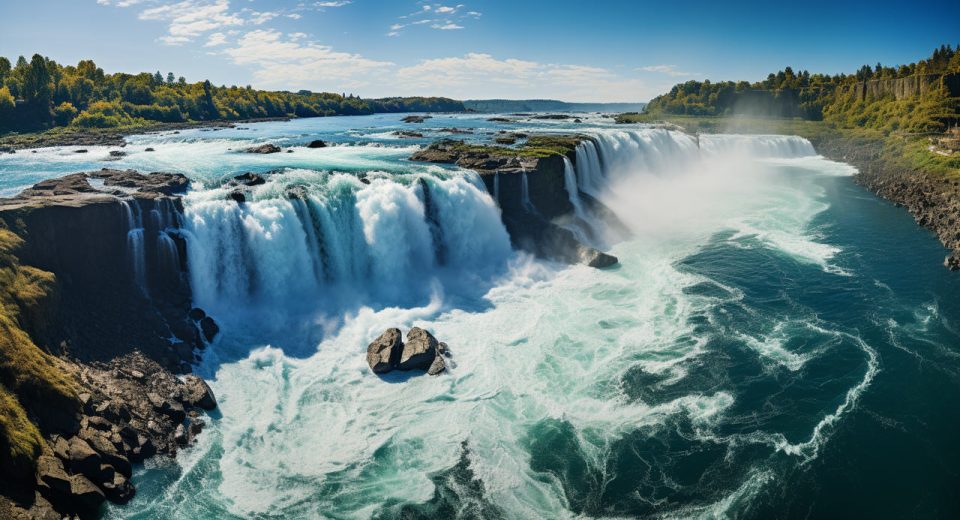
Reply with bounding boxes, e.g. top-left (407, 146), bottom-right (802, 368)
top-left (204, 32), bottom-right (228, 47)
top-left (286, 13), bottom-right (302, 19)
top-left (393, 53), bottom-right (650, 101)
top-left (314, 1), bottom-right (351, 6)
top-left (221, 29), bottom-right (392, 90)
top-left (139, 0), bottom-right (244, 44)
top-left (390, 3), bottom-right (478, 35)
top-left (638, 64), bottom-right (699, 77)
